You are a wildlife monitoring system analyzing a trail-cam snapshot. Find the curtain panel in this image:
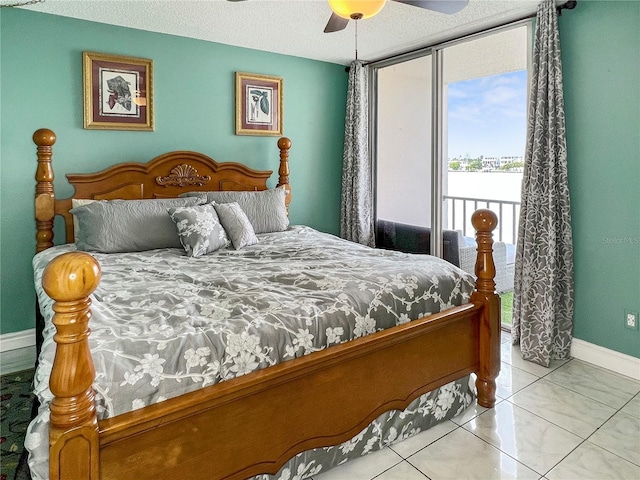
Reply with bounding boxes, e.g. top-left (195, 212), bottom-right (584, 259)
top-left (512, 0), bottom-right (575, 367)
top-left (340, 60), bottom-right (375, 247)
